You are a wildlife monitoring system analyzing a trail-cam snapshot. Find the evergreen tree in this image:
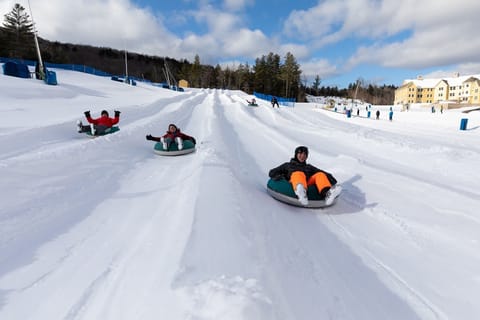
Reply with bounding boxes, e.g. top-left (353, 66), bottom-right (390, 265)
top-left (253, 56), bottom-right (267, 93)
top-left (190, 54), bottom-right (201, 87)
top-left (253, 52), bottom-right (282, 96)
top-left (2, 3), bottom-right (34, 57)
top-left (3, 3), bottom-right (34, 36)
top-left (214, 64), bottom-right (224, 89)
top-left (266, 52), bottom-right (281, 95)
top-left (312, 75), bottom-right (321, 95)
top-left (280, 52), bottom-right (301, 98)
